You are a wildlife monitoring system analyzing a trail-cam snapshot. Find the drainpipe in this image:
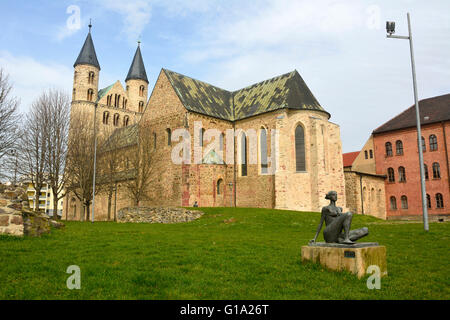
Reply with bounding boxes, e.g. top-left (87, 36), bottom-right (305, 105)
top-left (360, 174), bottom-right (364, 215)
